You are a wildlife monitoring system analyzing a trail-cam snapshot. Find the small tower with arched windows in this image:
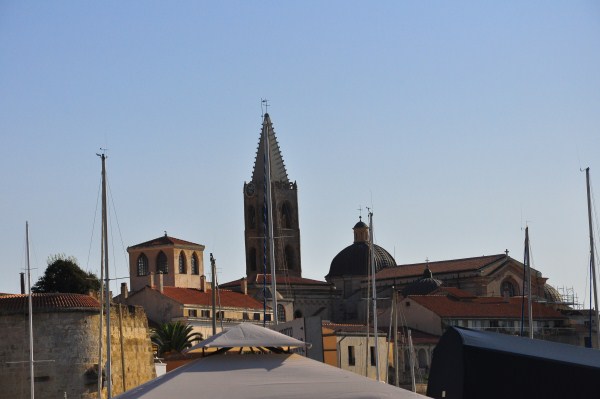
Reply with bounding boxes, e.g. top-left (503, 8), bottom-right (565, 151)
top-left (243, 113), bottom-right (302, 280)
top-left (127, 234), bottom-right (206, 292)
